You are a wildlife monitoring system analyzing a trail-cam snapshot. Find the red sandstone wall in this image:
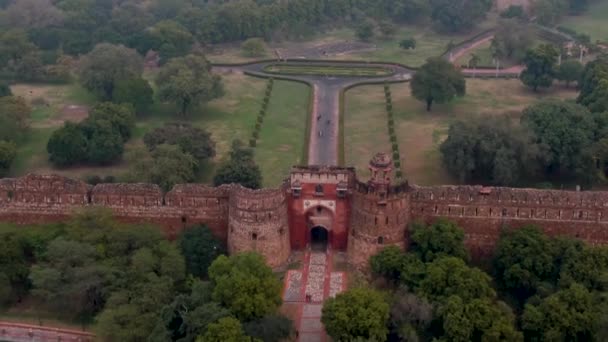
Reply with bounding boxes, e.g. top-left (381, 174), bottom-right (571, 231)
top-left (410, 185), bottom-right (608, 259)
